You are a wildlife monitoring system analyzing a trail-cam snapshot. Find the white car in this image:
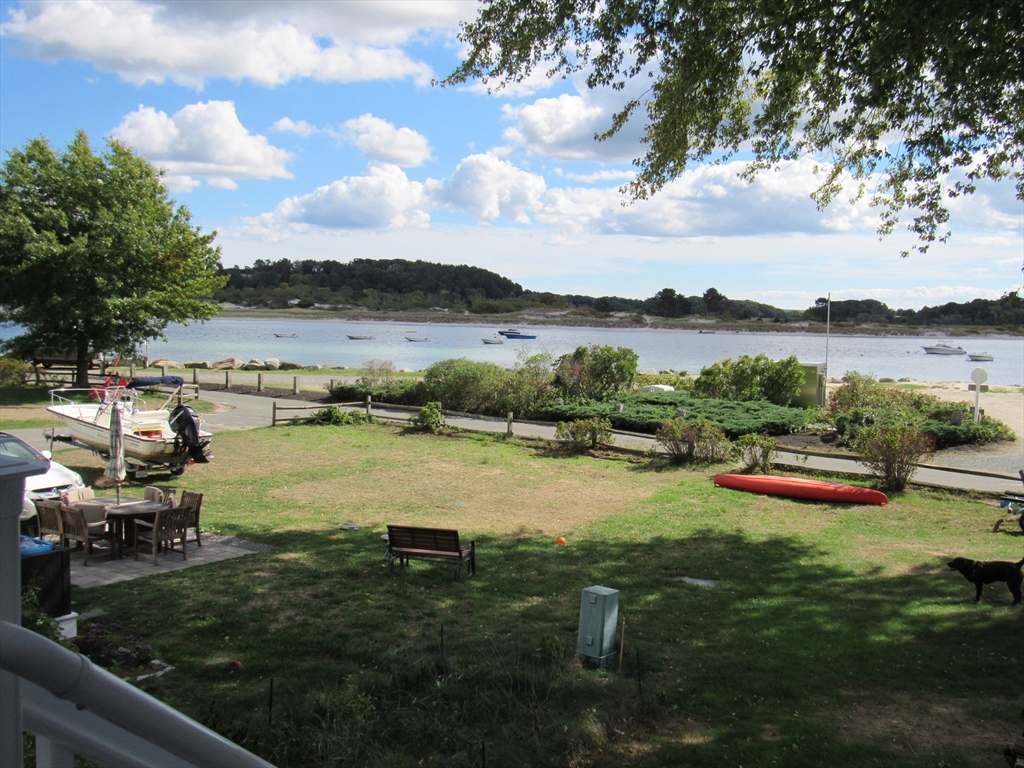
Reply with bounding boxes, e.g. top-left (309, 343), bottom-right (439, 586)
top-left (0, 432), bottom-right (86, 521)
